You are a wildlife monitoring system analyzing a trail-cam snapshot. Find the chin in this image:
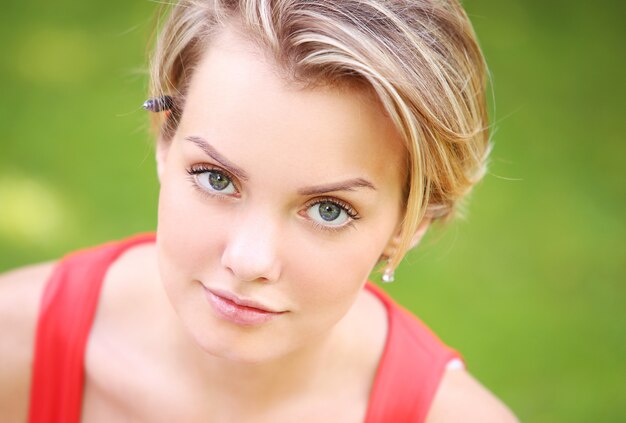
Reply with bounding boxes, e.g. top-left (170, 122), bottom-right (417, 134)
top-left (189, 328), bottom-right (292, 365)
